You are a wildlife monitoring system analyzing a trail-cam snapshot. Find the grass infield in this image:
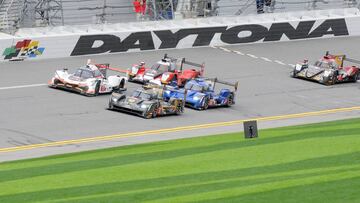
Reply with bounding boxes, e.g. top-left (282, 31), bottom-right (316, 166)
top-left (0, 118), bottom-right (360, 202)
